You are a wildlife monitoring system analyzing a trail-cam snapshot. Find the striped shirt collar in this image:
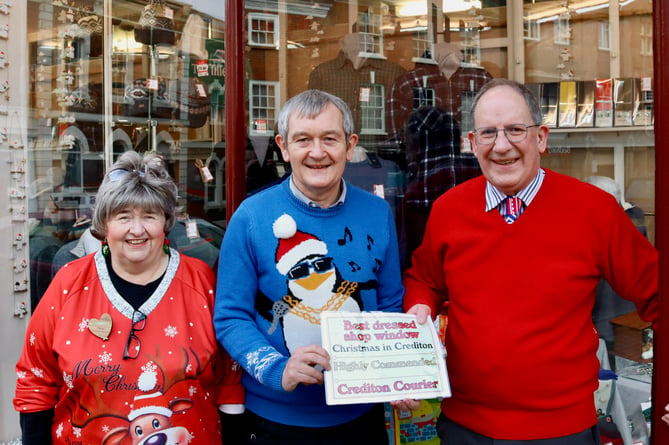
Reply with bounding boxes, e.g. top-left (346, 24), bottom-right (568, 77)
top-left (485, 168), bottom-right (545, 212)
top-left (289, 174), bottom-right (347, 208)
